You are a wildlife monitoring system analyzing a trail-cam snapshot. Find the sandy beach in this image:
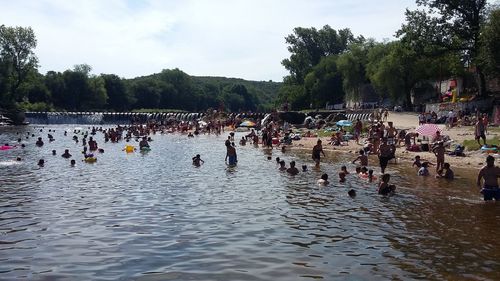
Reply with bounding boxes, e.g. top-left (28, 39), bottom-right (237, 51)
top-left (288, 111), bottom-right (495, 170)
